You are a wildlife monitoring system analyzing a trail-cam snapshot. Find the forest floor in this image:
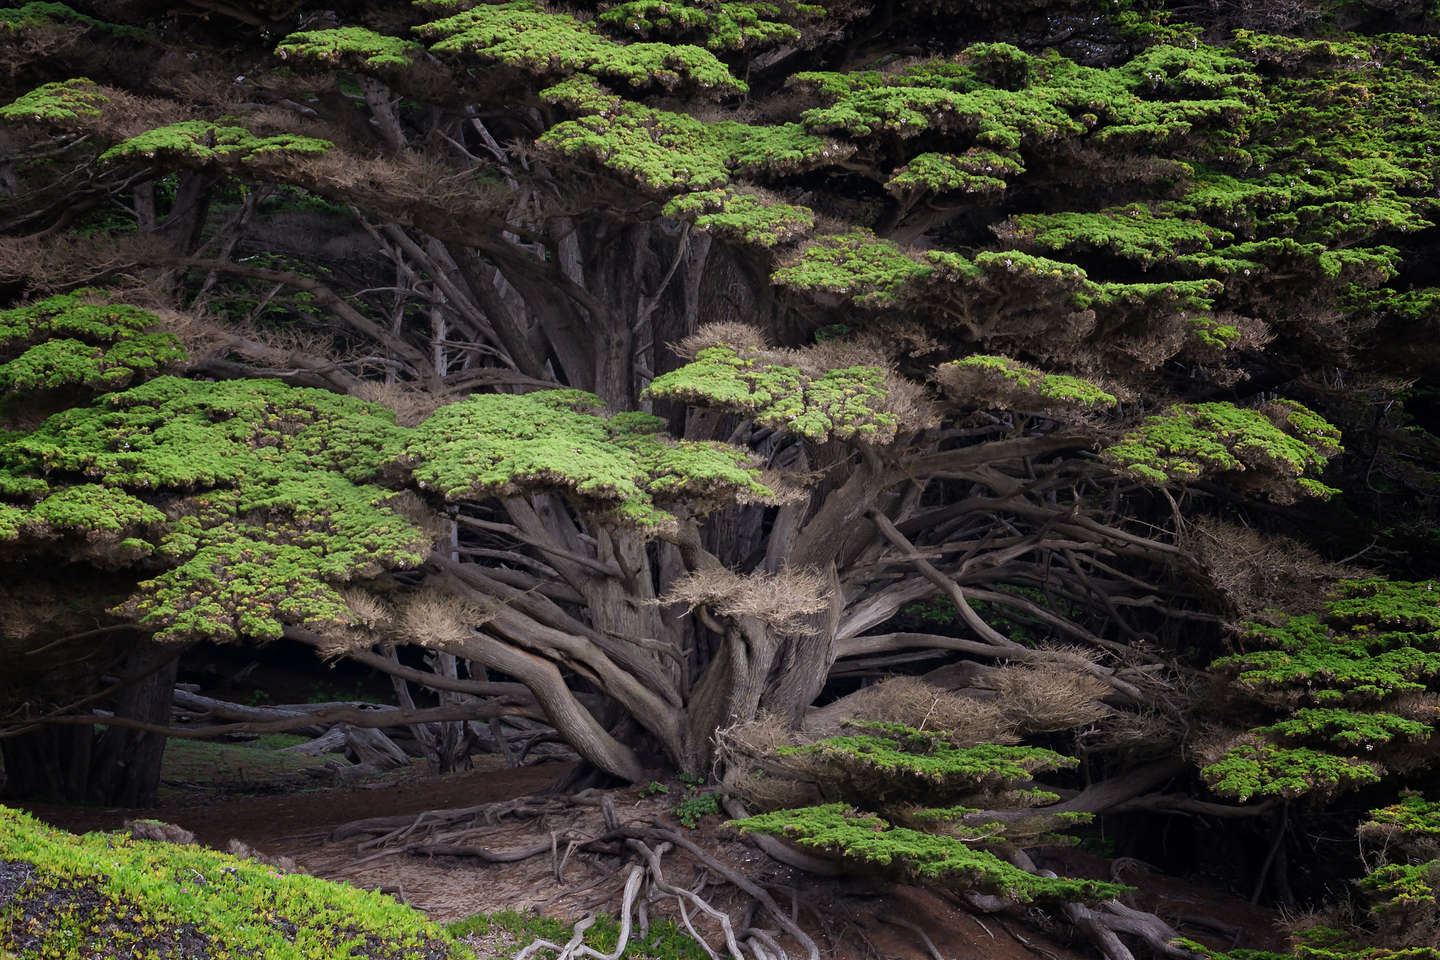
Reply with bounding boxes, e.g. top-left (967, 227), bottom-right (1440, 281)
top-left (18, 737), bottom-right (1289, 960)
